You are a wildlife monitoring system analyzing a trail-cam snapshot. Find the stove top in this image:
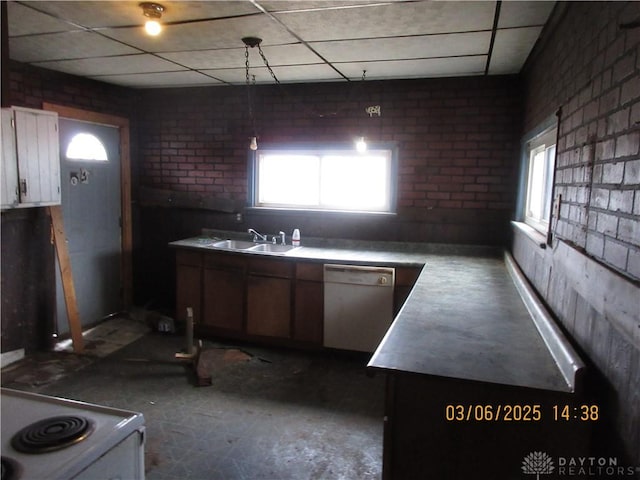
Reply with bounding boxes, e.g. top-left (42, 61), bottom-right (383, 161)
top-left (1, 389), bottom-right (144, 480)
